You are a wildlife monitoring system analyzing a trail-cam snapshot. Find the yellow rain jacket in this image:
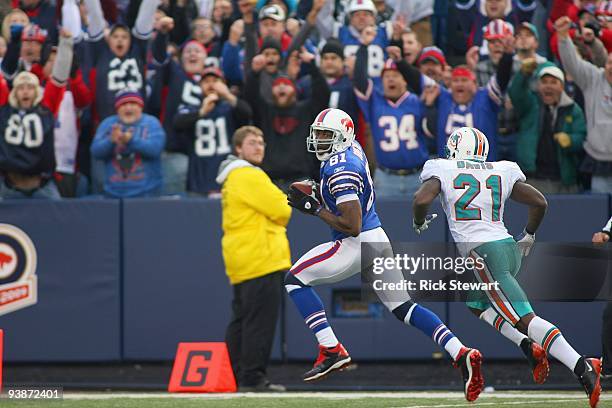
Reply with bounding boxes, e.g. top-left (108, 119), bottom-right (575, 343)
top-left (216, 155), bottom-right (292, 284)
